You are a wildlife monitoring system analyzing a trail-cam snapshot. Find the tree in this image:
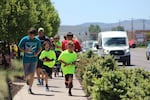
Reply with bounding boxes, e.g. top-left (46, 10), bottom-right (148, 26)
top-left (0, 0), bottom-right (39, 42)
top-left (88, 24), bottom-right (101, 34)
top-left (112, 26), bottom-right (125, 31)
top-left (35, 0), bottom-right (60, 37)
top-left (0, 0), bottom-right (60, 42)
top-left (88, 24), bottom-right (101, 40)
